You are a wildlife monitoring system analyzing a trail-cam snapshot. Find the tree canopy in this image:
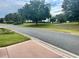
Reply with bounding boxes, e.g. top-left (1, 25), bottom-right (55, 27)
top-left (18, 0), bottom-right (51, 24)
top-left (62, 0), bottom-right (79, 22)
top-left (5, 13), bottom-right (23, 24)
